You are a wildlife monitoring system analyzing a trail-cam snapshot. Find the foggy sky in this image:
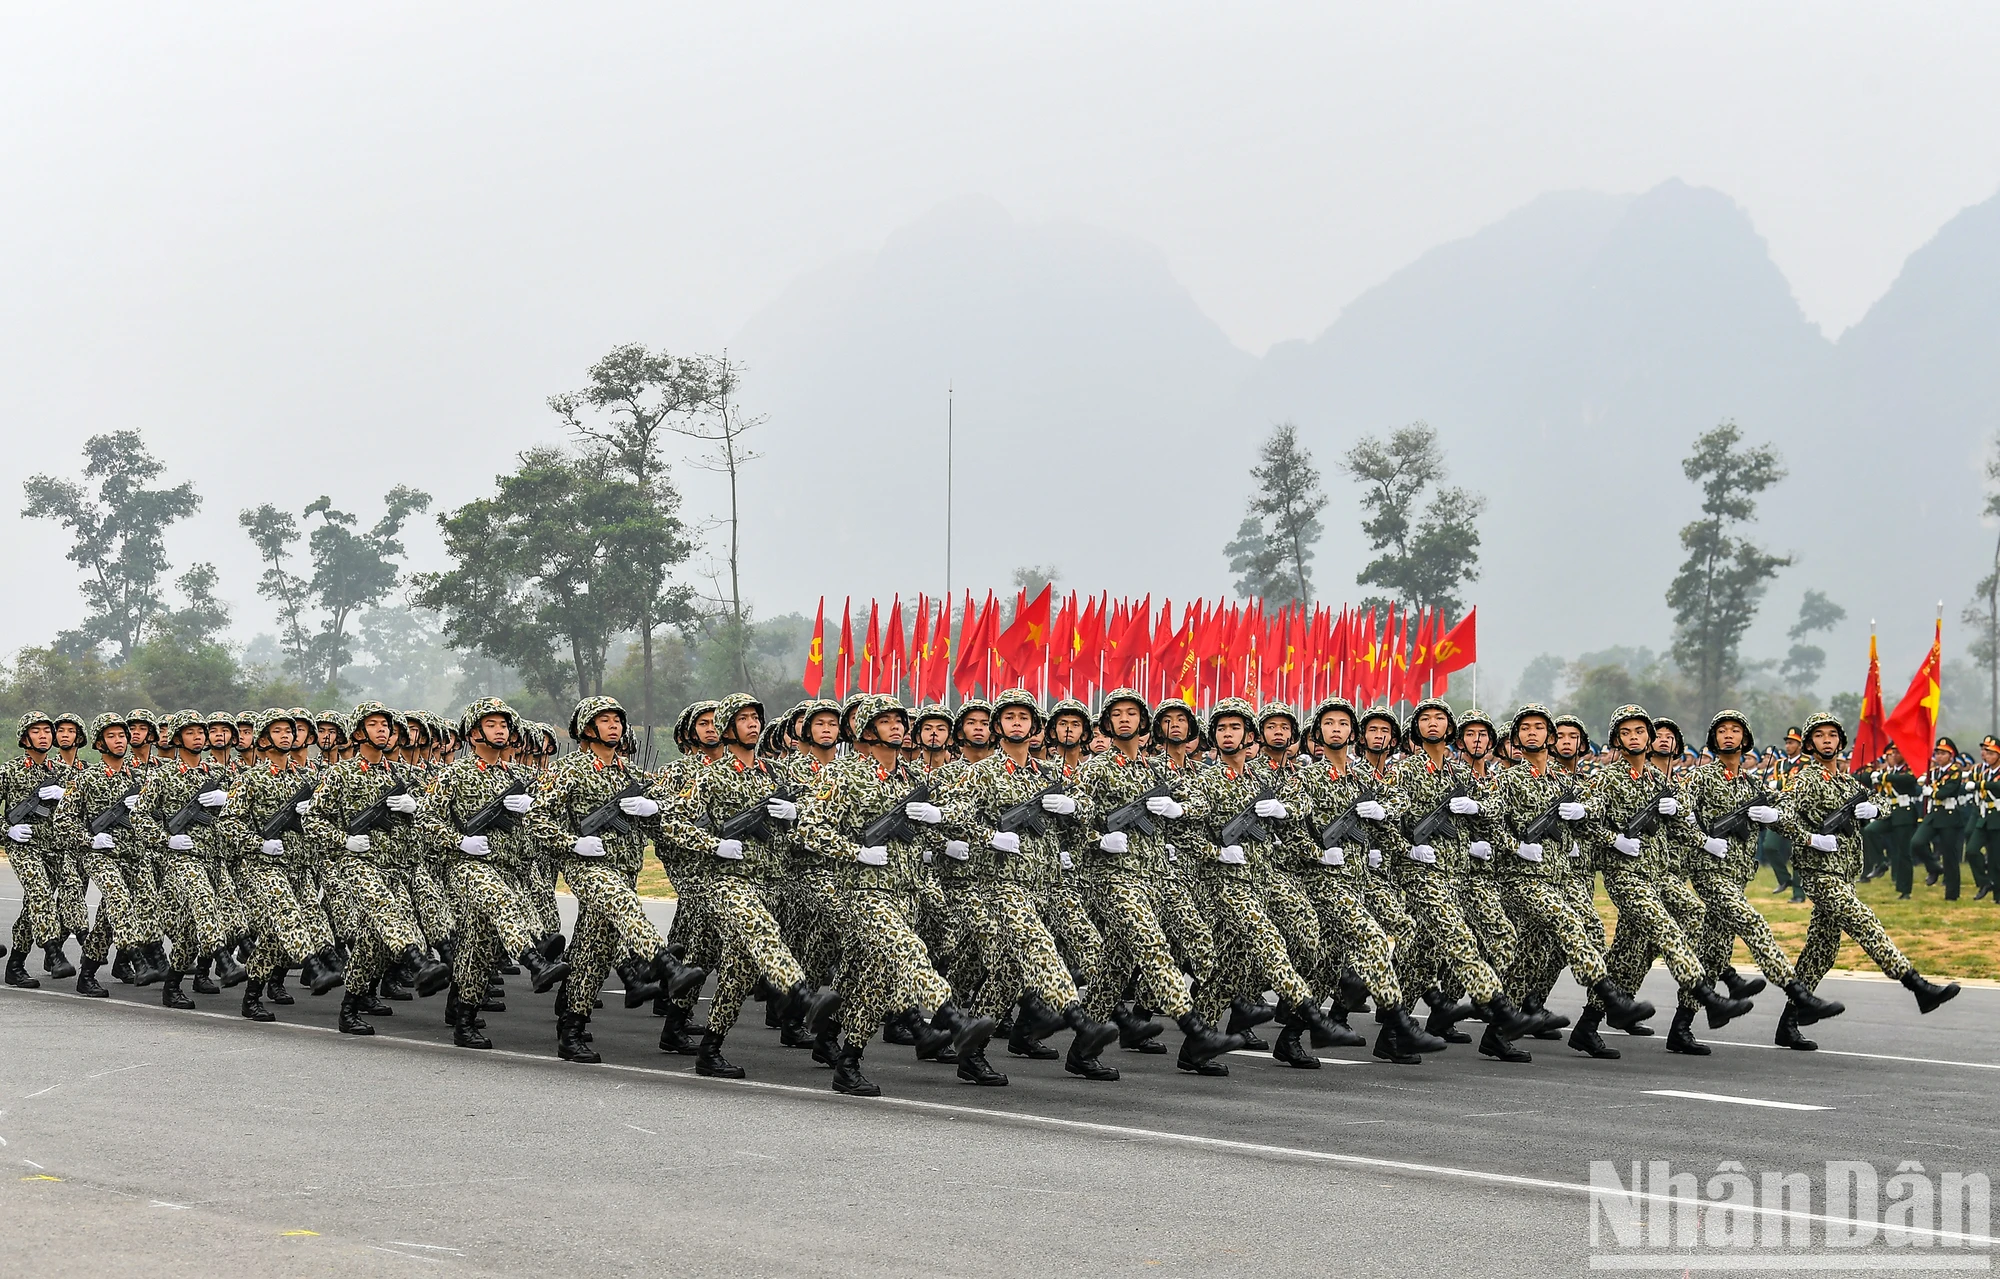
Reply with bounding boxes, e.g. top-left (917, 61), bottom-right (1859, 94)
top-left (5, 2), bottom-right (1999, 671)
